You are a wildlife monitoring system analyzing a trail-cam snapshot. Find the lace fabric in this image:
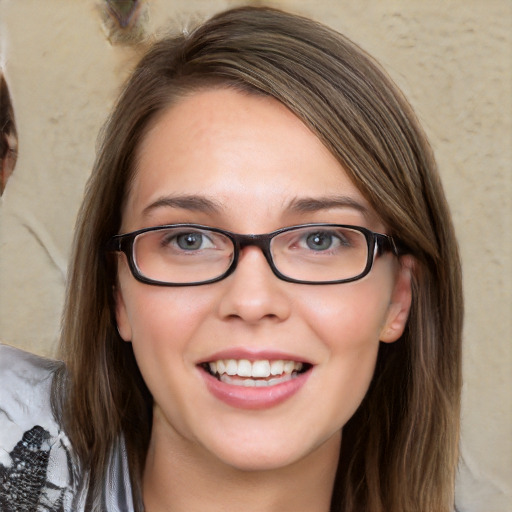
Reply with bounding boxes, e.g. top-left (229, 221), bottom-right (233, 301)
top-left (0, 344), bottom-right (134, 512)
